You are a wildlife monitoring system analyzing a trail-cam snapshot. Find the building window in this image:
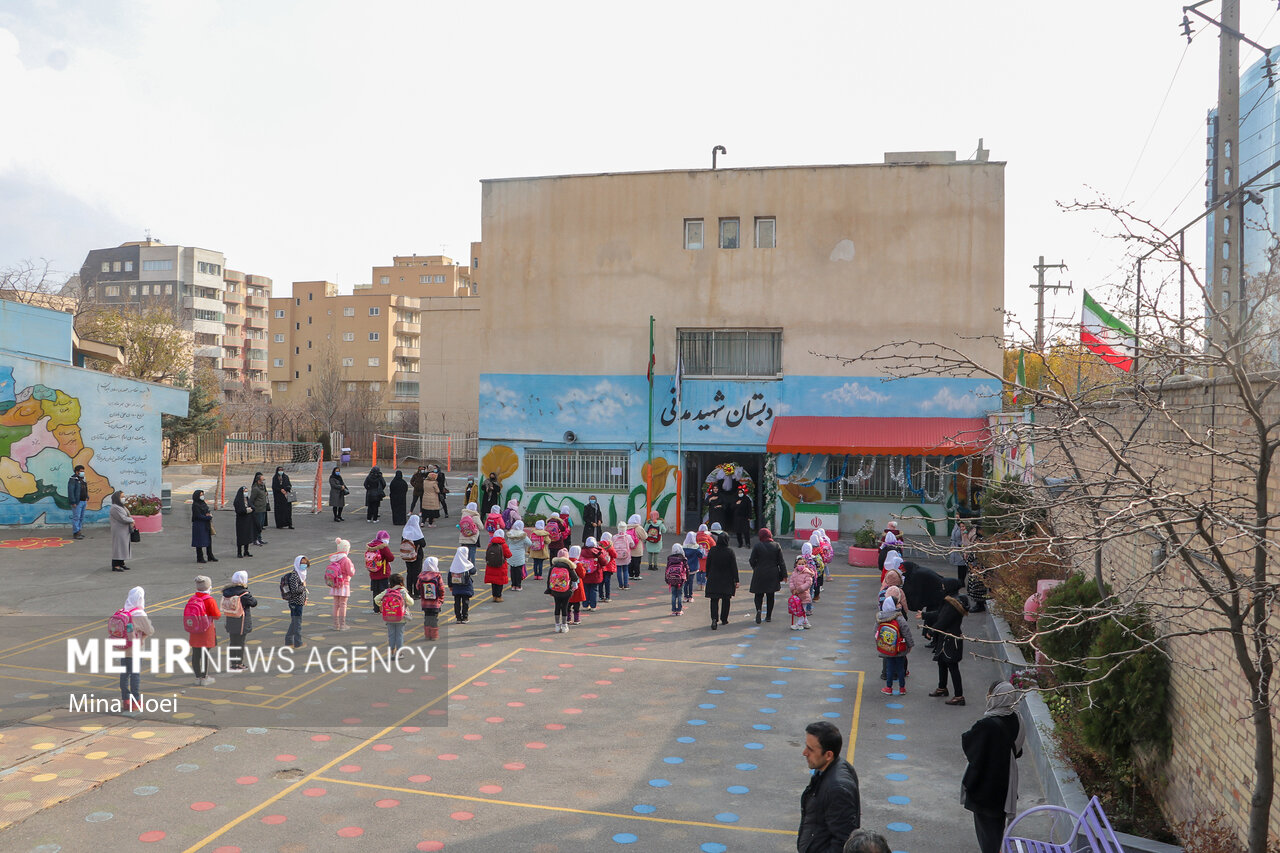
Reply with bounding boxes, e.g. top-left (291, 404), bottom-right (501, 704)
top-left (197, 261), bottom-right (222, 275)
top-left (826, 455), bottom-right (950, 502)
top-left (420, 275), bottom-right (429, 284)
top-left (683, 219), bottom-right (704, 250)
top-left (125, 261), bottom-right (133, 272)
top-left (140, 284), bottom-right (149, 295)
top-left (342, 357), bottom-right (354, 367)
top-left (343, 307), bottom-right (355, 317)
top-left (100, 261), bottom-right (110, 272)
top-left (274, 334), bottom-right (284, 342)
top-left (380, 276), bottom-right (390, 285)
top-left (755, 217), bottom-right (776, 249)
top-left (342, 332), bottom-right (355, 342)
top-left (368, 357), bottom-right (380, 367)
top-left (274, 309), bottom-right (286, 318)
top-left (677, 328), bottom-right (782, 377)
top-left (165, 284), bottom-right (173, 294)
top-left (277, 382), bottom-right (288, 391)
top-left (369, 382), bottom-right (380, 392)
top-left (307, 316), bottom-right (312, 324)
top-left (306, 388), bottom-right (312, 397)
top-left (526, 449), bottom-right (630, 491)
top-left (307, 364), bottom-right (311, 372)
top-left (308, 292), bottom-right (313, 301)
top-left (86, 286), bottom-right (95, 299)
top-left (295, 347), bottom-right (299, 354)
top-left (347, 382), bottom-right (357, 391)
top-left (113, 261), bottom-right (122, 272)
top-left (369, 306), bottom-right (380, 316)
top-left (142, 259), bottom-right (173, 271)
top-left (294, 371), bottom-right (299, 379)
top-left (128, 285), bottom-right (137, 296)
top-left (104, 285), bottom-right (120, 297)
top-left (295, 298), bottom-right (300, 306)
top-left (436, 275), bottom-right (446, 283)
top-left (273, 358), bottom-right (284, 367)
top-left (295, 322), bottom-right (300, 330)
top-left (394, 381), bottom-right (420, 397)
top-left (719, 218), bottom-right (740, 249)
top-left (368, 332), bottom-right (380, 341)
top-left (306, 340), bottom-right (312, 349)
